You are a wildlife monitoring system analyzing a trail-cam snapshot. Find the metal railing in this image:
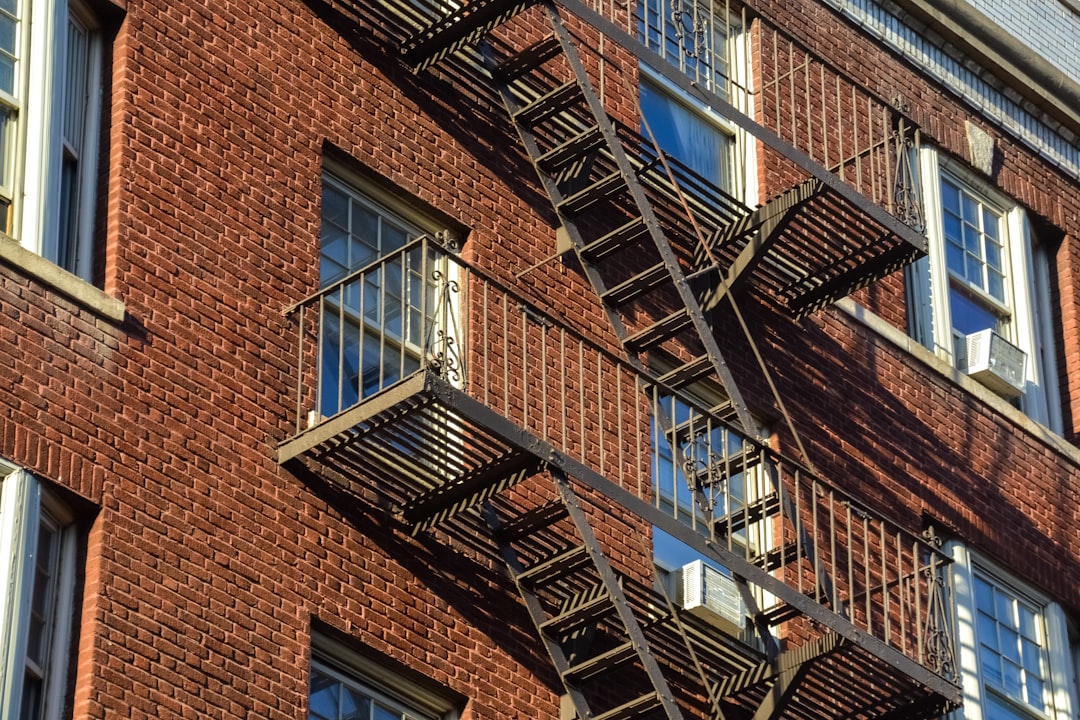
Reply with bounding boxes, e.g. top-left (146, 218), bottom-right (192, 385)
top-left (578, 0), bottom-right (924, 229)
top-left (283, 237), bottom-right (955, 682)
